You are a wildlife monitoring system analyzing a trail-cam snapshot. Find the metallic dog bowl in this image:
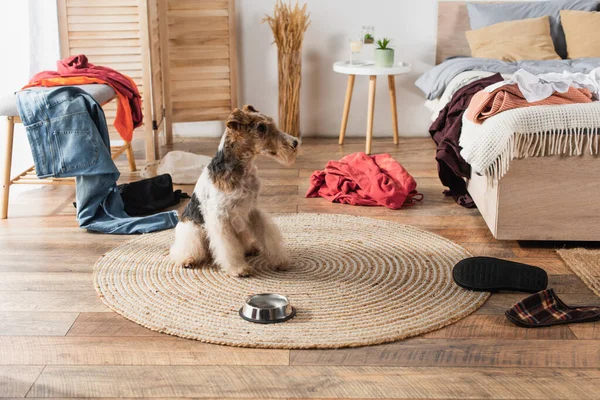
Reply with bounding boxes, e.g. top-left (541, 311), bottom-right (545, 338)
top-left (239, 293), bottom-right (296, 324)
